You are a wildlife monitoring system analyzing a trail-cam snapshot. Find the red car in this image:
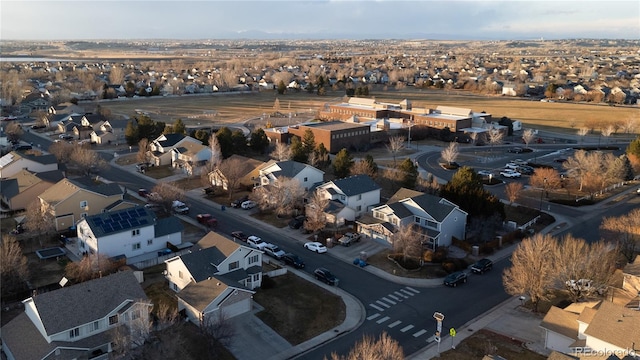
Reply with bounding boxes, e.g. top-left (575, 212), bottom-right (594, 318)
top-left (196, 214), bottom-right (217, 228)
